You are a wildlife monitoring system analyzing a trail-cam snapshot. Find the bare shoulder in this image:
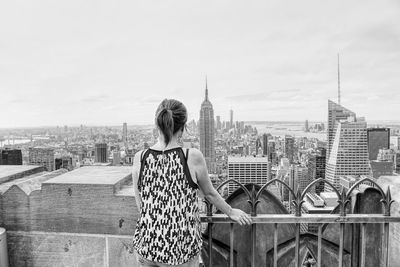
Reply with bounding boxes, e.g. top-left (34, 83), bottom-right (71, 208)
top-left (134, 150), bottom-right (143, 160)
top-left (133, 149), bottom-right (145, 167)
top-left (187, 148), bottom-right (204, 163)
top-left (134, 150), bottom-right (142, 162)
